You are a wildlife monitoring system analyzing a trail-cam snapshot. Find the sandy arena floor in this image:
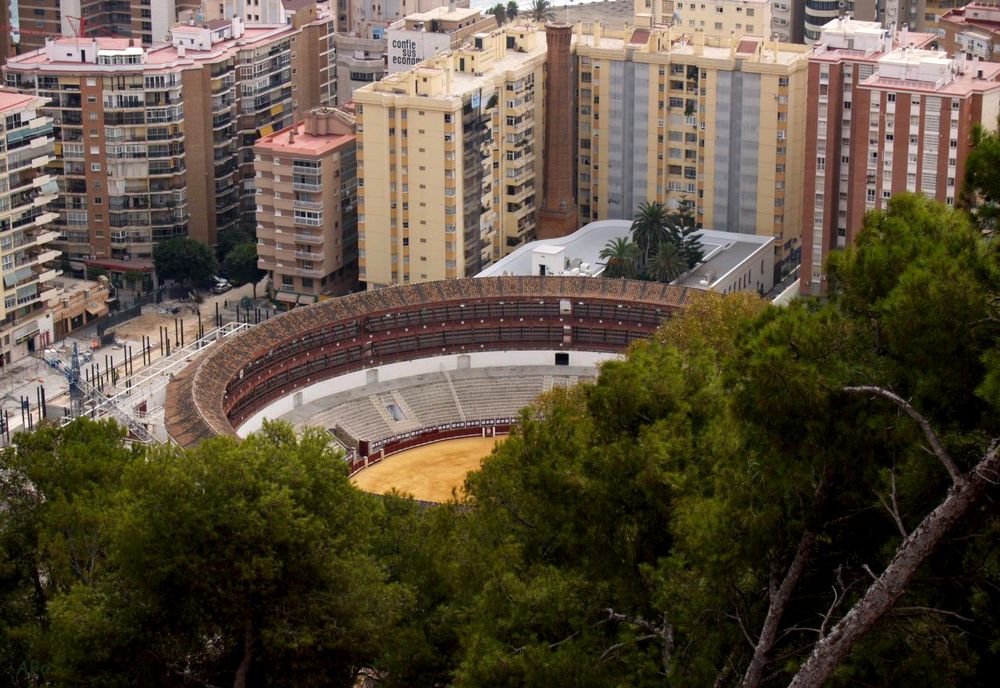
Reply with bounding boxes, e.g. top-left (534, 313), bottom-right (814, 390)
top-left (351, 436), bottom-right (504, 502)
